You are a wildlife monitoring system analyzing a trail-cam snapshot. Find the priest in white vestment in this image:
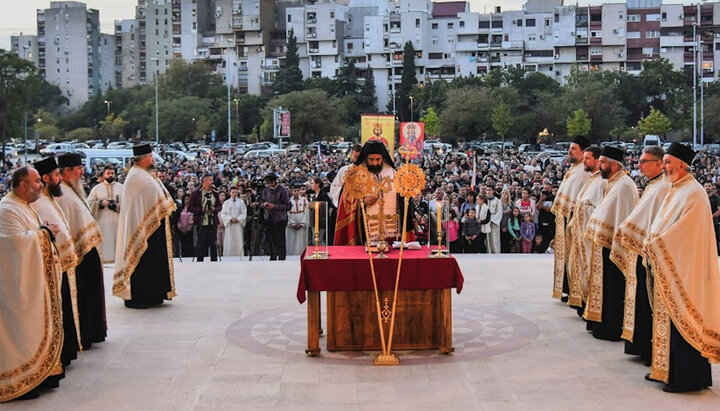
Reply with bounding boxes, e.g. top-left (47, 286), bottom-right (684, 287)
top-left (286, 186), bottom-right (308, 255)
top-left (644, 142), bottom-right (720, 392)
top-left (87, 165), bottom-right (123, 262)
top-left (484, 186), bottom-right (503, 253)
top-left (0, 167), bottom-right (63, 402)
top-left (566, 146), bottom-right (606, 308)
top-left (583, 146), bottom-right (639, 341)
top-left (551, 136), bottom-right (592, 301)
top-left (220, 186), bottom-right (246, 256)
